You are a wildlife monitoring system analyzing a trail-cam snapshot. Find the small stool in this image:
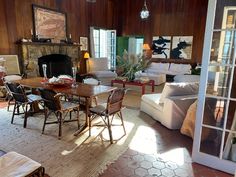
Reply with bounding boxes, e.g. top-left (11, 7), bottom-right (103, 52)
top-left (0, 151), bottom-right (45, 177)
